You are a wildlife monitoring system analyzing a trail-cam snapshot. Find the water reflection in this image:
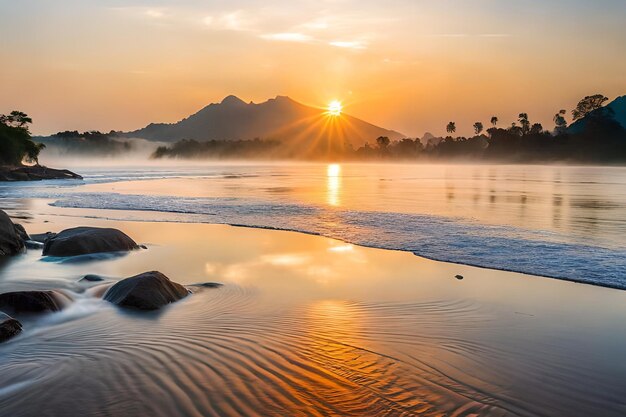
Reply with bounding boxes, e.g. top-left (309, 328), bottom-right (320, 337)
top-left (326, 163), bottom-right (341, 206)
